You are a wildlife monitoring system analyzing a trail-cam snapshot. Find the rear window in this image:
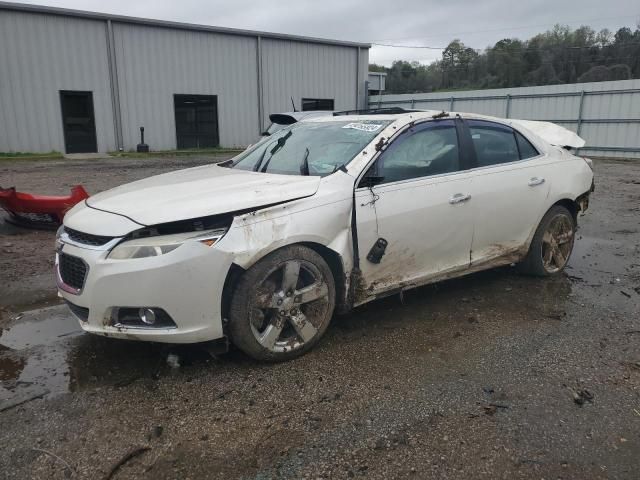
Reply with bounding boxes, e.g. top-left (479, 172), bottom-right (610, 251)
top-left (468, 120), bottom-right (539, 167)
top-left (515, 131), bottom-right (539, 159)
